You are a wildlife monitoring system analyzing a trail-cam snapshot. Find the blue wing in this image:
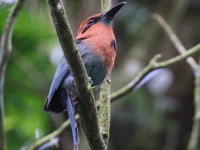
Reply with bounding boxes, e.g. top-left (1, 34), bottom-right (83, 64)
top-left (44, 40), bottom-right (99, 113)
top-left (44, 41), bottom-right (87, 113)
top-left (48, 56), bottom-right (69, 100)
top-left (44, 56), bottom-right (70, 113)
